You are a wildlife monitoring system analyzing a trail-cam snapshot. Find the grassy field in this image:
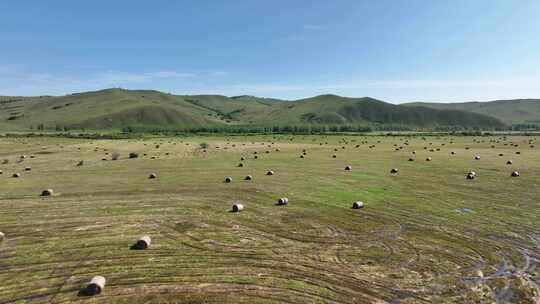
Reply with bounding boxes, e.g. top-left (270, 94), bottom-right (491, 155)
top-left (0, 134), bottom-right (539, 303)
